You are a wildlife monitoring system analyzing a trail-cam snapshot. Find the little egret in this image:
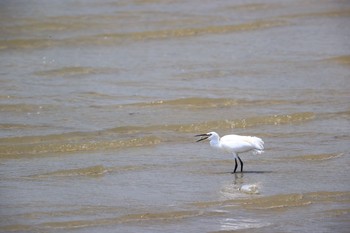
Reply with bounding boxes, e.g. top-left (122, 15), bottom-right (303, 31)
top-left (195, 132), bottom-right (264, 173)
